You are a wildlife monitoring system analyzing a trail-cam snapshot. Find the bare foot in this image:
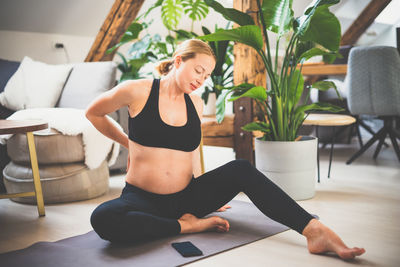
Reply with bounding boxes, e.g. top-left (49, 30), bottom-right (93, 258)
top-left (302, 219), bottom-right (366, 260)
top-left (178, 213), bottom-right (230, 234)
